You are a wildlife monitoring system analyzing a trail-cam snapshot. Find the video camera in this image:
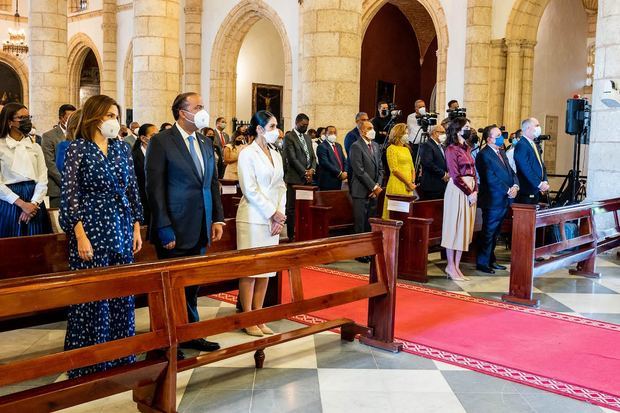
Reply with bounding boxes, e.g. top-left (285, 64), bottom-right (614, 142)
top-left (447, 107), bottom-right (467, 120)
top-left (388, 103), bottom-right (402, 118)
top-left (416, 112), bottom-right (437, 131)
top-left (534, 134), bottom-right (551, 144)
